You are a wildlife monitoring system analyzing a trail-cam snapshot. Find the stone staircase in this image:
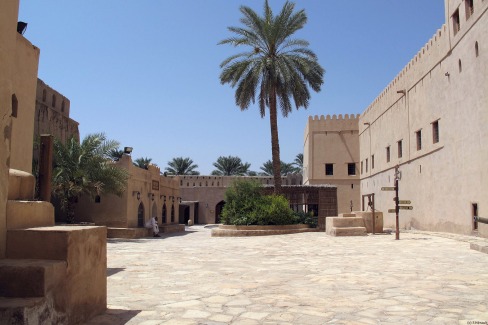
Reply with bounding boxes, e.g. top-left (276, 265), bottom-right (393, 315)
top-left (0, 169), bottom-right (106, 324)
top-left (326, 213), bottom-right (368, 236)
